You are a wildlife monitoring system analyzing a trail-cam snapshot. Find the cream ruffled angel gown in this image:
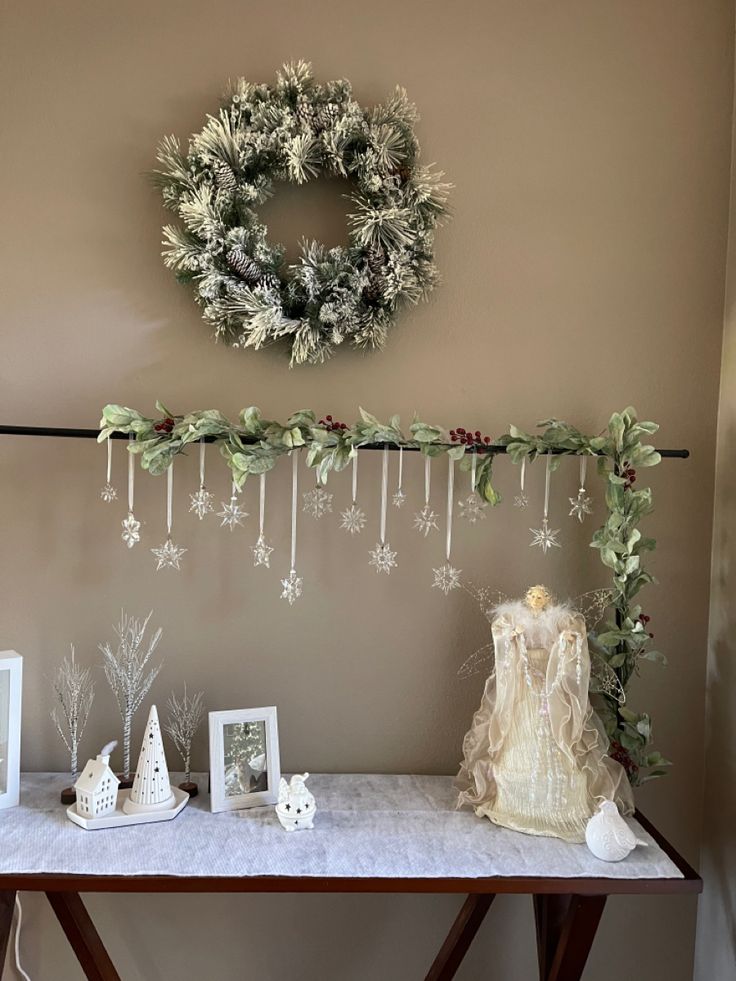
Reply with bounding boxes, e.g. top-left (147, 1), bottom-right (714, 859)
top-left (456, 601), bottom-right (633, 843)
